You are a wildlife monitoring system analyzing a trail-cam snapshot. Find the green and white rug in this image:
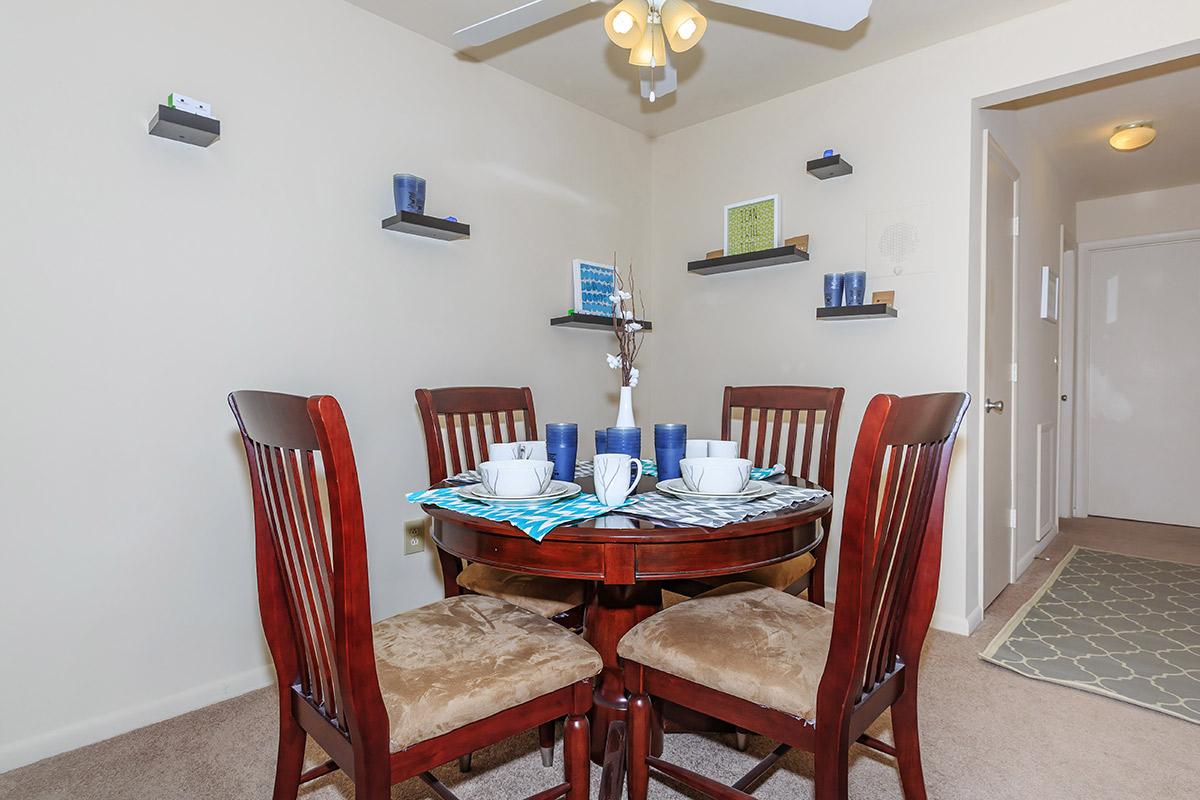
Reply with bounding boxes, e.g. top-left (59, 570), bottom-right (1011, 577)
top-left (981, 546), bottom-right (1200, 724)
